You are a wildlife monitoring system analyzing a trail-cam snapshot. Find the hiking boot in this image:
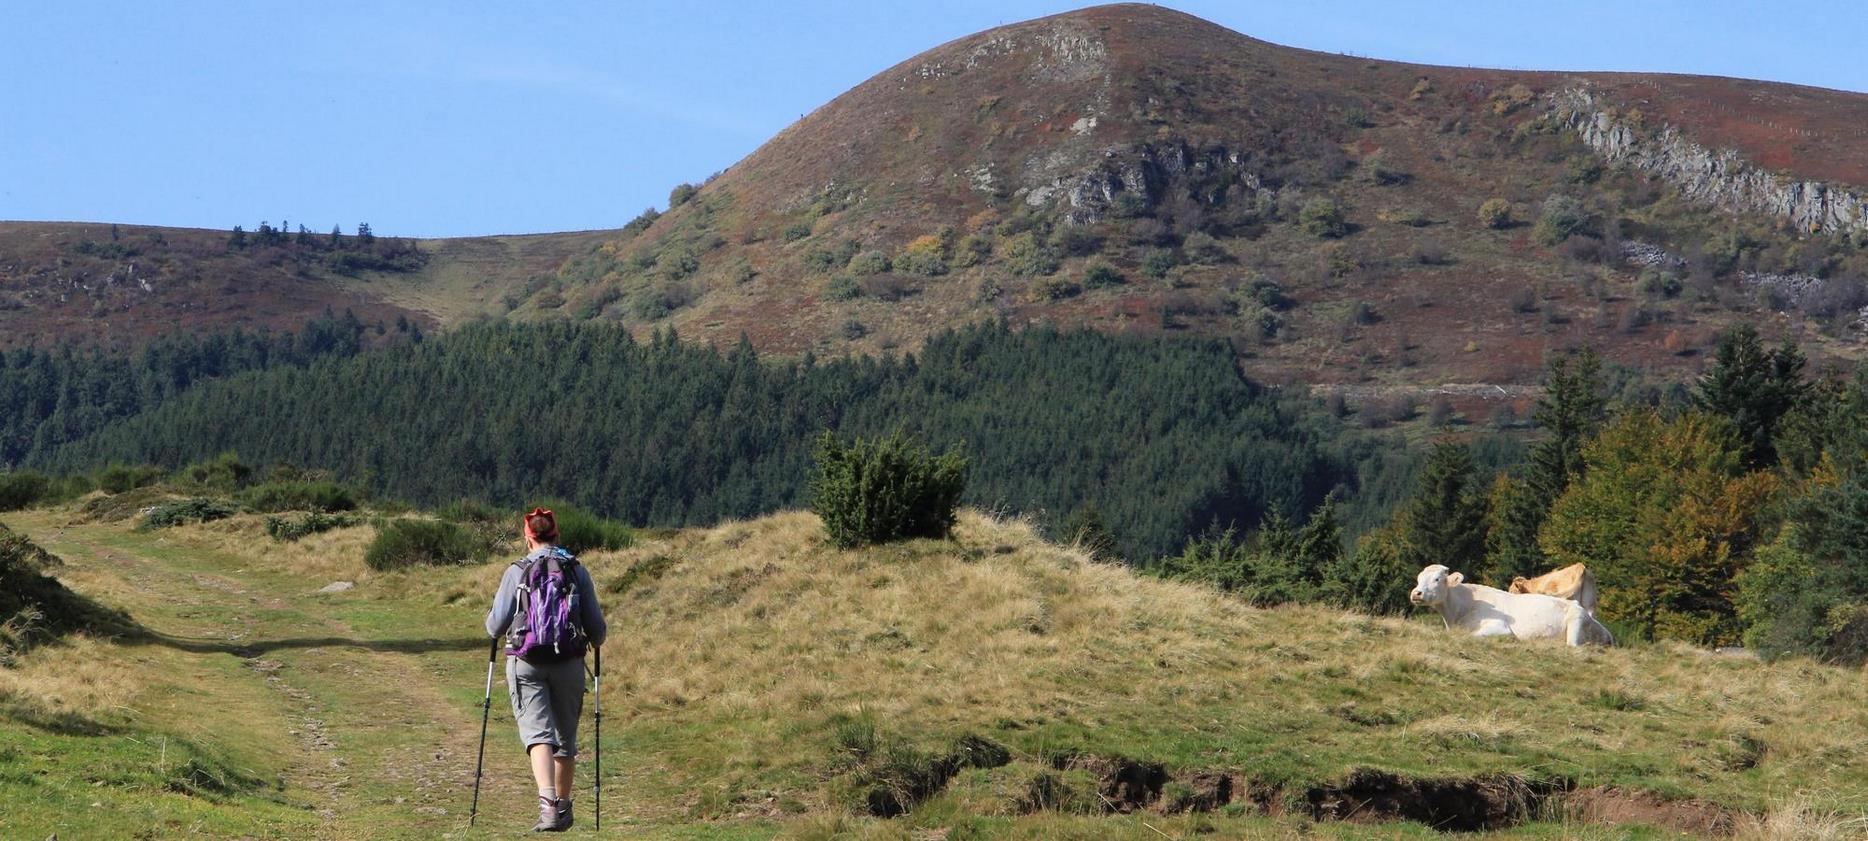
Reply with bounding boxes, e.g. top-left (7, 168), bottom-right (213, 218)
top-left (531, 796), bottom-right (566, 832)
top-left (556, 798), bottom-right (574, 830)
